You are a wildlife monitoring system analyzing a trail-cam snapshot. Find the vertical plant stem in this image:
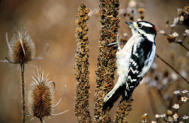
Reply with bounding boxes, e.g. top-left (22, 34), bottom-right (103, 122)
top-left (40, 118), bottom-right (44, 123)
top-left (114, 98), bottom-right (133, 123)
top-left (21, 63), bottom-right (25, 123)
top-left (74, 3), bottom-right (91, 122)
top-left (94, 0), bottom-right (119, 122)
